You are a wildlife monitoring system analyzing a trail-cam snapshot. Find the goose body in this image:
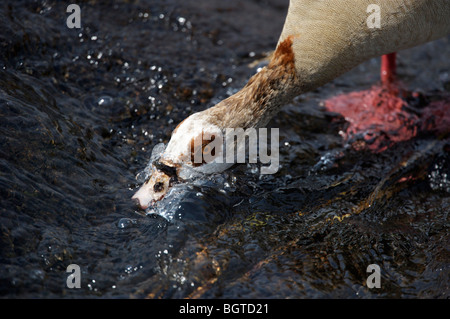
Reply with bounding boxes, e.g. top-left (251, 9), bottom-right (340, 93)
top-left (133, 0), bottom-right (450, 209)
